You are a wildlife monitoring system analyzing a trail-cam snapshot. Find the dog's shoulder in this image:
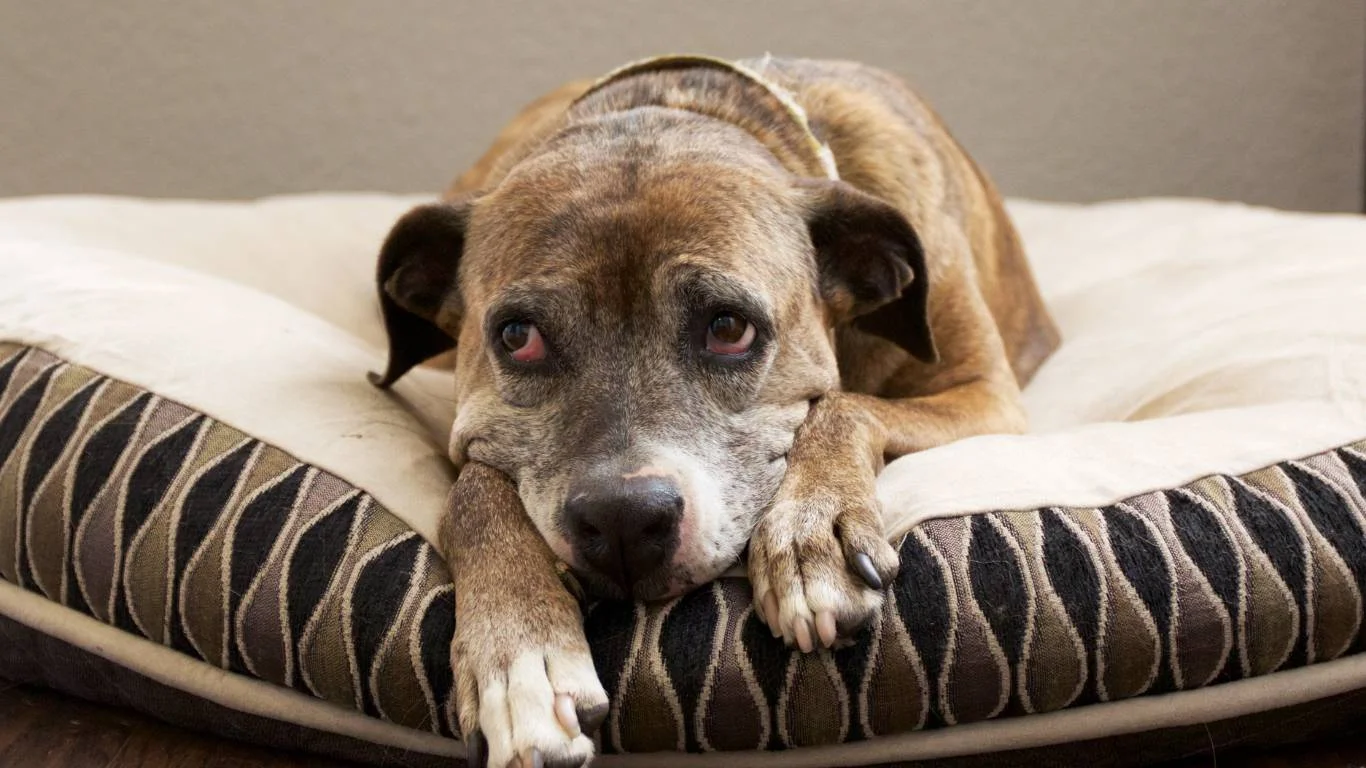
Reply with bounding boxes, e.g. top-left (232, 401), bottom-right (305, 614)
top-left (752, 58), bottom-right (1060, 387)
